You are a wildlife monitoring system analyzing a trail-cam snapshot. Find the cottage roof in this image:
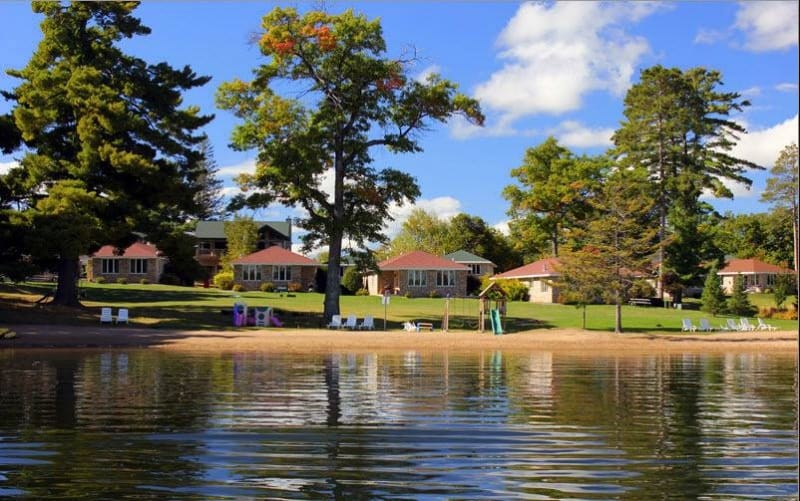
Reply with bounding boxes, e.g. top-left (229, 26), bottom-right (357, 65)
top-left (93, 242), bottom-right (161, 258)
top-left (492, 257), bottom-right (561, 279)
top-left (718, 258), bottom-right (791, 275)
top-left (444, 249), bottom-right (495, 265)
top-left (194, 220), bottom-right (291, 240)
top-left (232, 246), bottom-right (319, 266)
top-left (378, 251), bottom-right (469, 271)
